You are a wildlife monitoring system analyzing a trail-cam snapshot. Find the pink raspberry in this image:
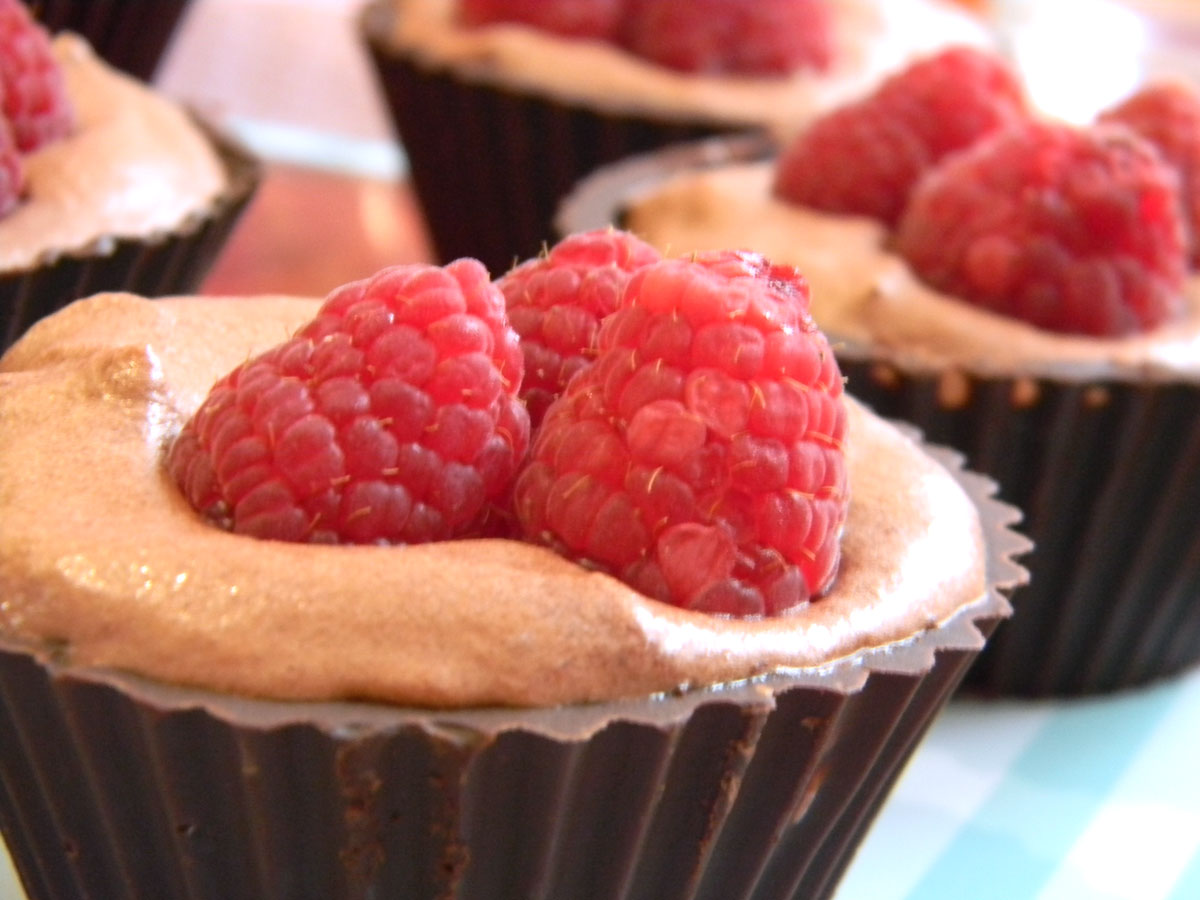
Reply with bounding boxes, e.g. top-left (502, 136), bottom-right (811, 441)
top-left (459, 0), bottom-right (624, 41)
top-left (0, 114), bottom-right (22, 218)
top-left (0, 0), bottom-right (74, 153)
top-left (513, 250), bottom-right (848, 617)
top-left (169, 260), bottom-right (530, 544)
top-left (1099, 80), bottom-right (1200, 267)
top-left (774, 46), bottom-right (1030, 225)
top-left (621, 0), bottom-right (834, 76)
top-left (498, 228), bottom-right (661, 428)
top-left (895, 120), bottom-right (1188, 337)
